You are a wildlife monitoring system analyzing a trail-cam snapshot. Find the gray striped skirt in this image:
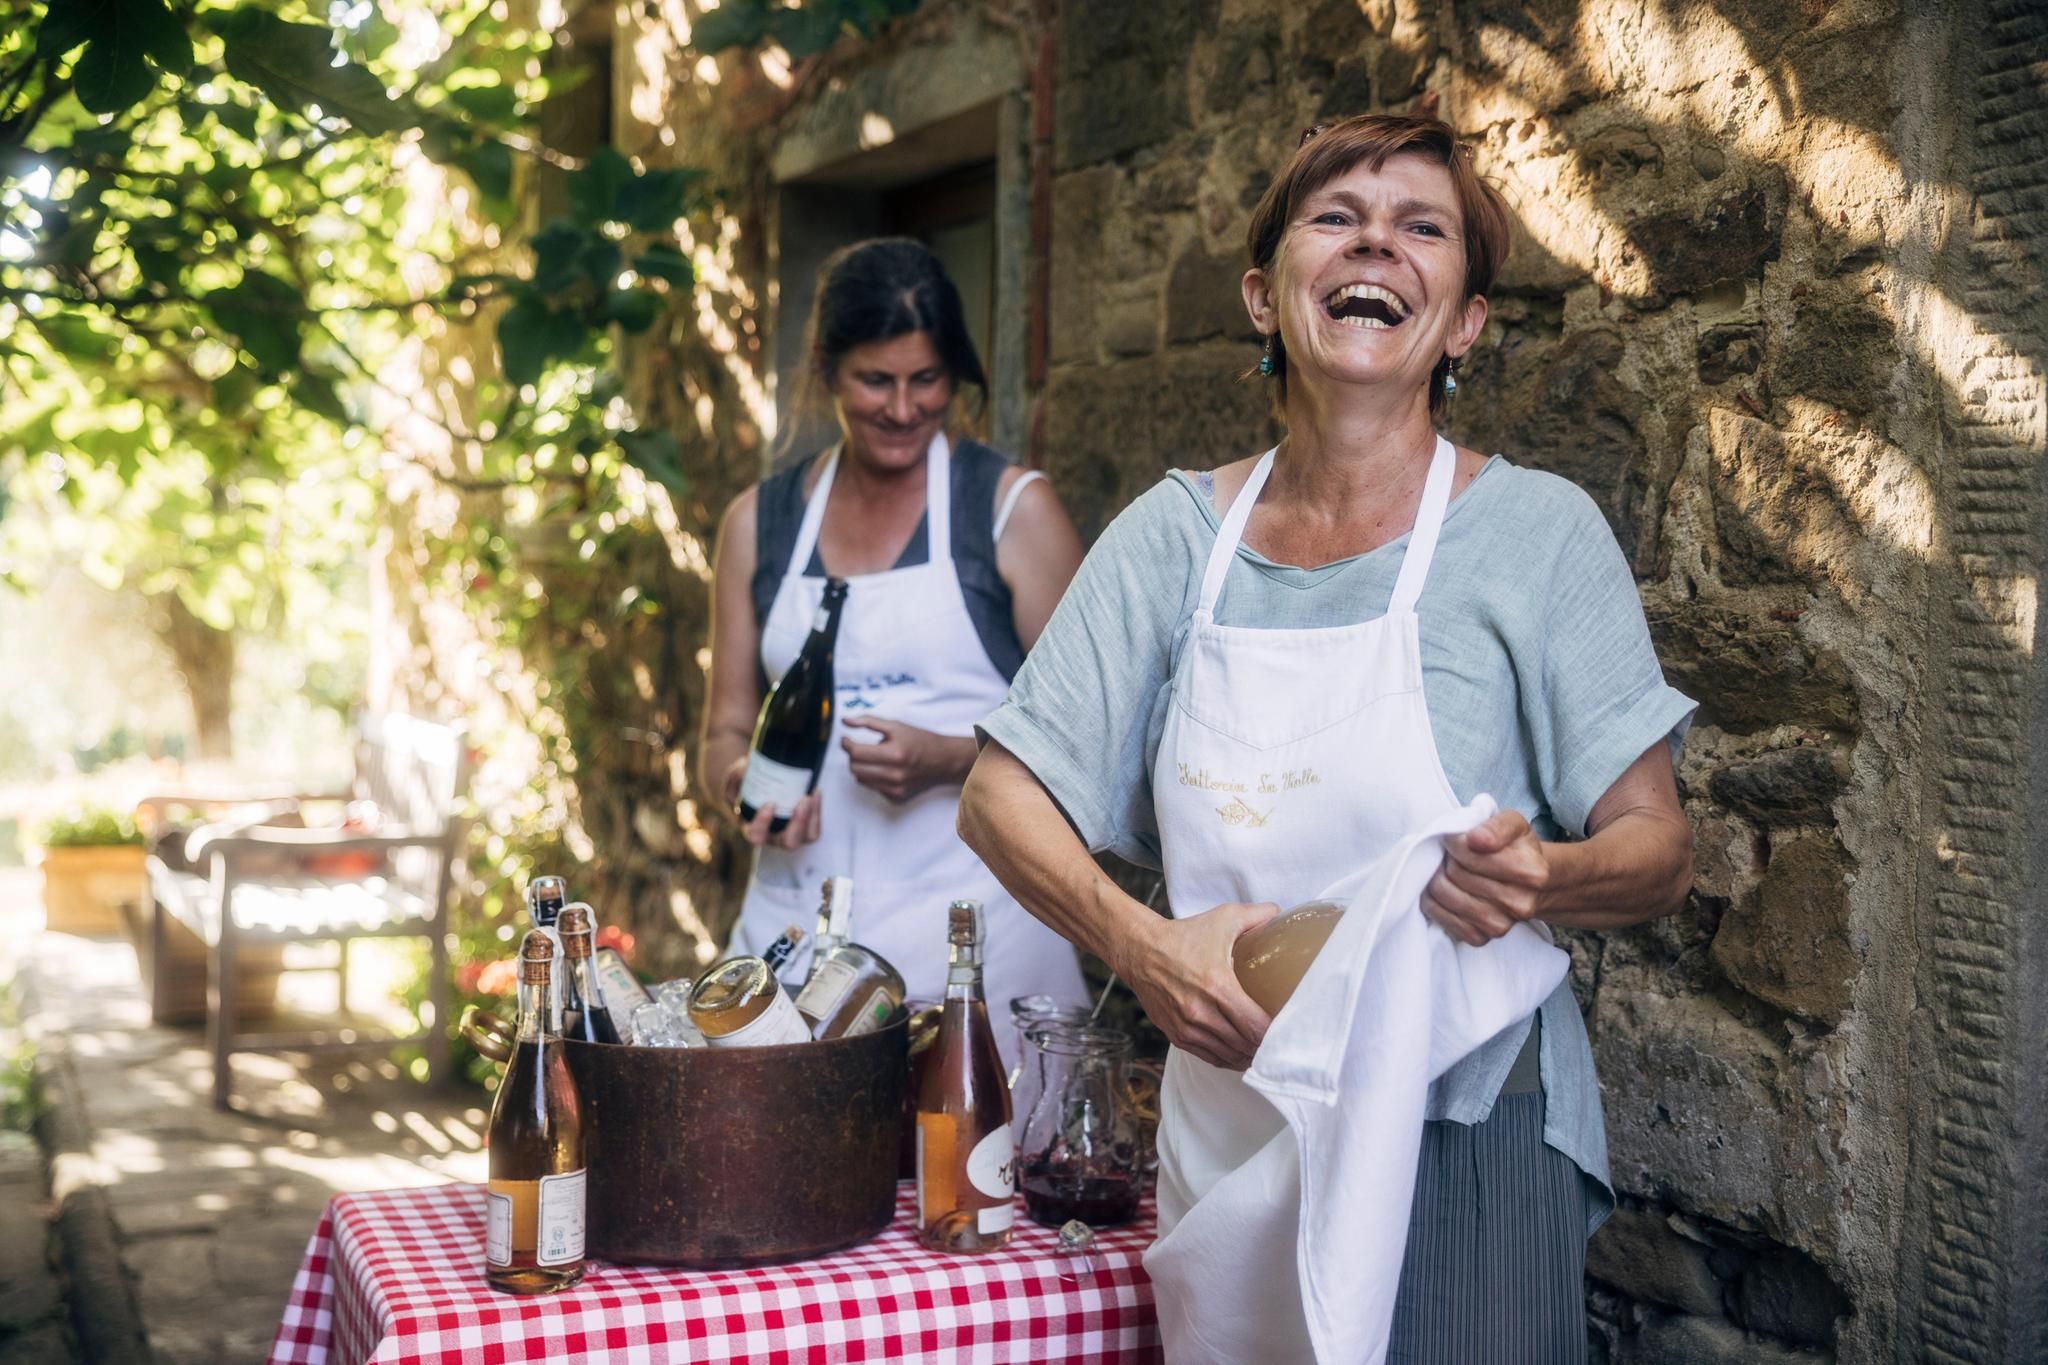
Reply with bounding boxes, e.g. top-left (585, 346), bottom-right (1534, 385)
top-left (1385, 1089), bottom-right (1592, 1365)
